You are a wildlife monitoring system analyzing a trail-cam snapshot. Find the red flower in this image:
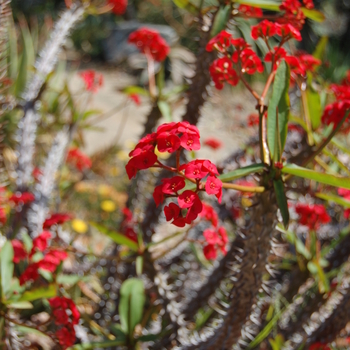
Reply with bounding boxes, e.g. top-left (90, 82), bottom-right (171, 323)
top-left (205, 176), bottom-right (223, 203)
top-left (56, 324), bottom-right (77, 350)
top-left (331, 84), bottom-right (350, 101)
top-left (126, 150), bottom-right (158, 179)
top-left (161, 176), bottom-right (186, 195)
top-left (200, 203), bottom-right (219, 227)
top-left (297, 53), bottom-right (321, 73)
top-left (38, 250), bottom-right (68, 272)
top-left (338, 188), bottom-right (350, 219)
top-left (247, 113), bottom-right (259, 127)
top-left (180, 132), bottom-right (201, 151)
top-left (239, 48), bottom-right (264, 74)
top-left (128, 28), bottom-right (170, 62)
top-left (206, 30), bottom-right (233, 53)
top-left (108, 0), bottom-right (127, 15)
top-left (157, 133), bottom-right (181, 153)
top-left (0, 208), bottom-right (6, 225)
top-left (303, 0), bottom-right (314, 9)
top-left (209, 57), bottom-right (239, 90)
top-left (203, 229), bottom-right (221, 245)
top-left (278, 0), bottom-right (305, 30)
top-left (238, 5), bottom-right (263, 17)
top-left (79, 70), bottom-right (103, 93)
top-left (9, 192), bottom-right (35, 205)
top-left (204, 138), bottom-right (222, 150)
top-left (321, 101), bottom-right (350, 132)
top-left (295, 203), bottom-right (331, 230)
top-left (31, 231), bottom-right (51, 254)
top-left (164, 203), bottom-right (181, 222)
top-left (67, 148), bottom-right (92, 171)
top-left (251, 20), bottom-right (277, 40)
top-left (203, 244), bottom-right (217, 260)
top-left (275, 23), bottom-right (302, 41)
top-left (12, 240), bottom-right (27, 263)
top-left (19, 263), bottom-right (40, 285)
top-left (264, 47), bottom-right (288, 69)
top-left (178, 190), bottom-right (199, 209)
top-left (180, 160), bottom-right (209, 179)
top-left (43, 213), bottom-right (72, 229)
top-left (153, 185), bottom-right (165, 207)
top-left (202, 160), bottom-right (219, 176)
top-left (129, 93), bottom-right (141, 105)
top-left (309, 342), bottom-right (330, 350)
